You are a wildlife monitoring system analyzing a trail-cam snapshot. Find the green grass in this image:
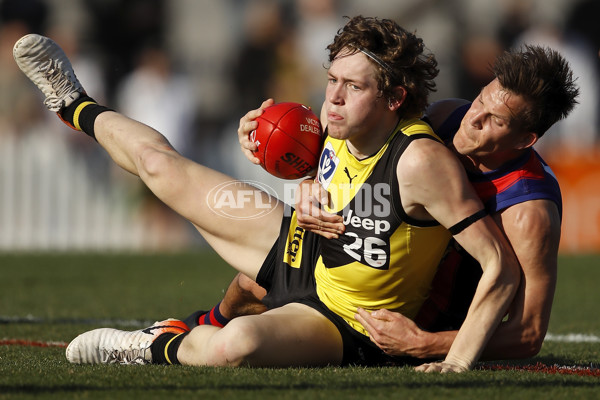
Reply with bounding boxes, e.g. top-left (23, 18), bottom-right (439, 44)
top-left (1, 252), bottom-right (599, 399)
